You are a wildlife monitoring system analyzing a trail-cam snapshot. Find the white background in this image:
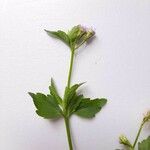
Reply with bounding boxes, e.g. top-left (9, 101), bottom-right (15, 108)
top-left (0, 0), bottom-right (150, 150)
